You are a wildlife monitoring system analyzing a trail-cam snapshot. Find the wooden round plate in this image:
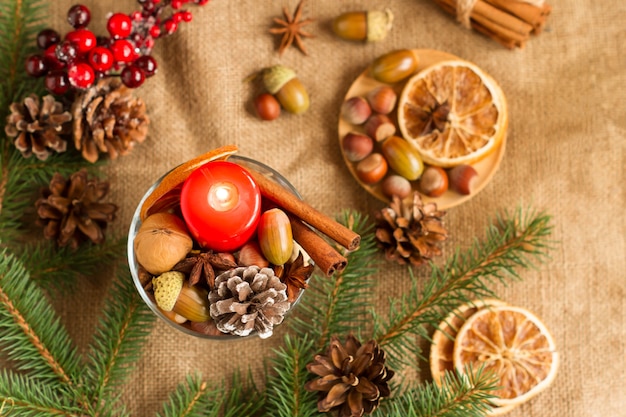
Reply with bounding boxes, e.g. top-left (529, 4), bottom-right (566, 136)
top-left (338, 49), bottom-right (507, 209)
